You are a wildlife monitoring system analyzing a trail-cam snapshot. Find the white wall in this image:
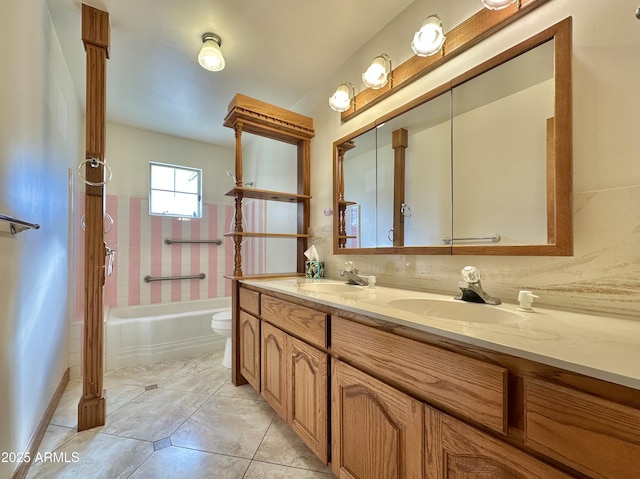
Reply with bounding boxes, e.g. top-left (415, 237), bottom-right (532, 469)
top-left (0, 1), bottom-right (82, 476)
top-left (106, 122), bottom-right (235, 204)
top-left (300, 0), bottom-right (640, 318)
